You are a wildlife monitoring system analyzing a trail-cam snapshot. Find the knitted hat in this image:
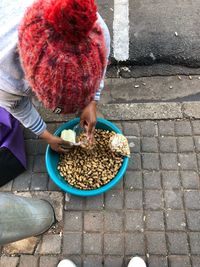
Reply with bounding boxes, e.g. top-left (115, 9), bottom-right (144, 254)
top-left (18, 0), bottom-right (107, 114)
